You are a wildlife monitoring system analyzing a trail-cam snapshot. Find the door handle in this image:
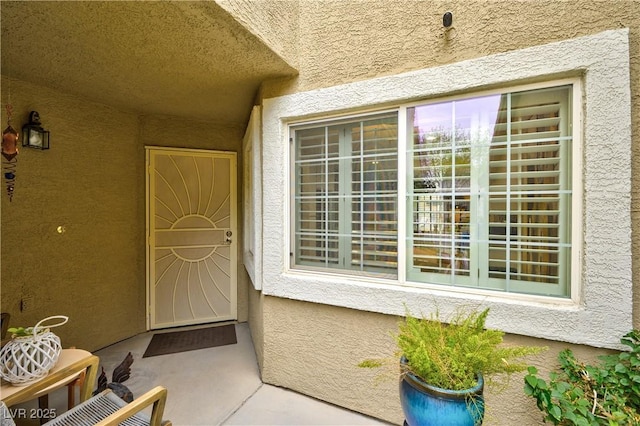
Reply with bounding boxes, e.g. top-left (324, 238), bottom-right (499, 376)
top-left (225, 230), bottom-right (232, 244)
